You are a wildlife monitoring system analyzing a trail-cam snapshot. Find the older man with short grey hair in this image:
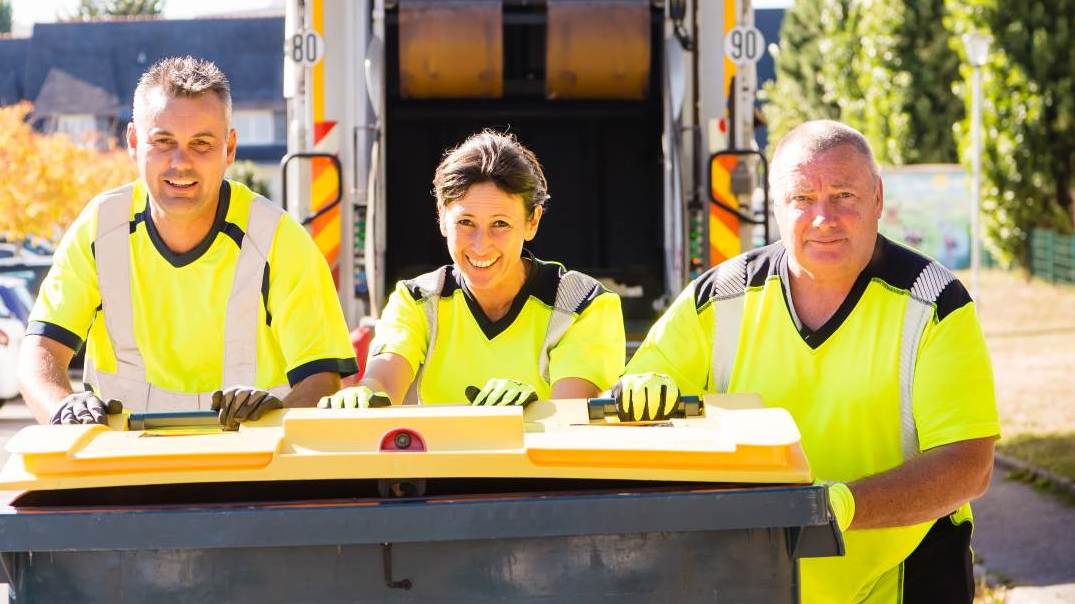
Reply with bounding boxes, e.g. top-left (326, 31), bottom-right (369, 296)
top-left (618, 120), bottom-right (999, 602)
